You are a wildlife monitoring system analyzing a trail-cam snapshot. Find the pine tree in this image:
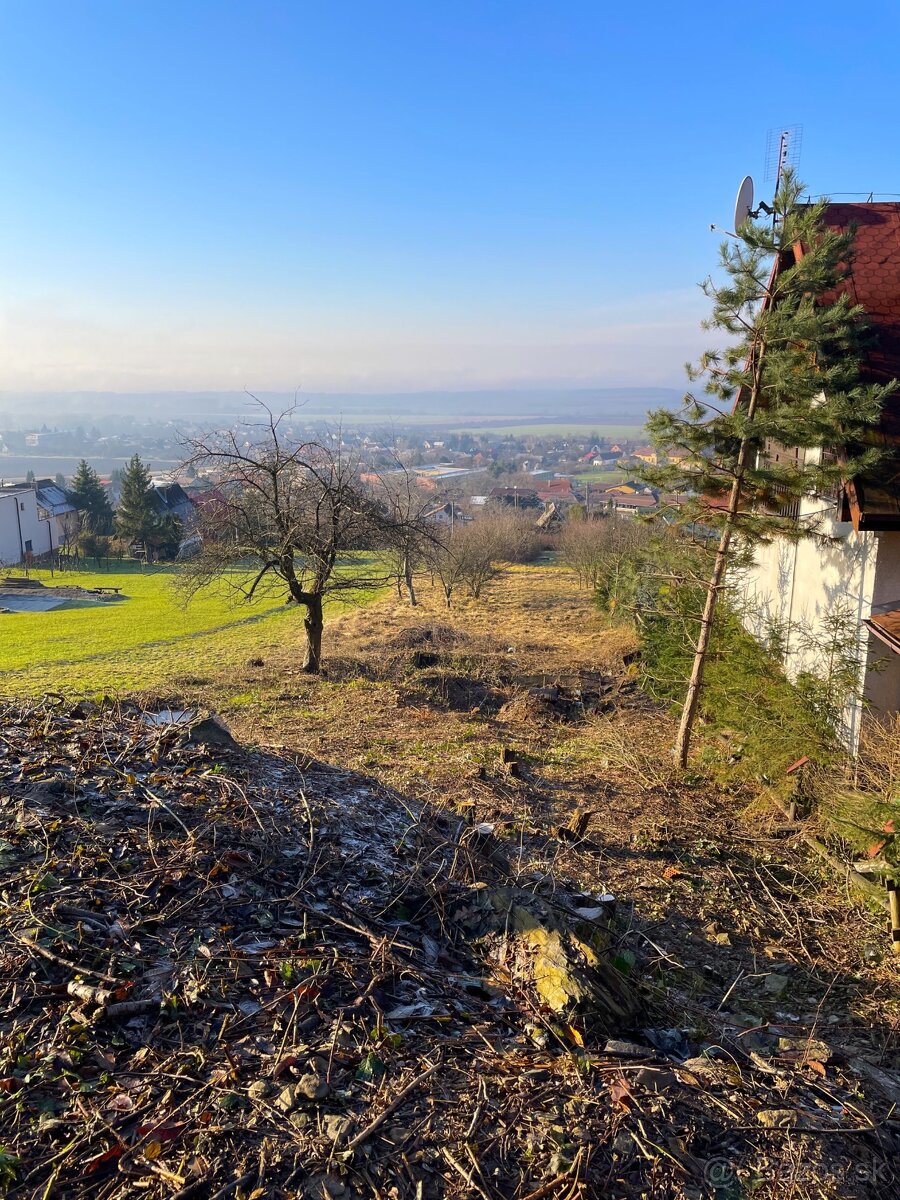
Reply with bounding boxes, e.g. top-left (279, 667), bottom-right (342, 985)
top-left (67, 459), bottom-right (114, 533)
top-left (115, 454), bottom-right (159, 548)
top-left (637, 170), bottom-right (898, 768)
